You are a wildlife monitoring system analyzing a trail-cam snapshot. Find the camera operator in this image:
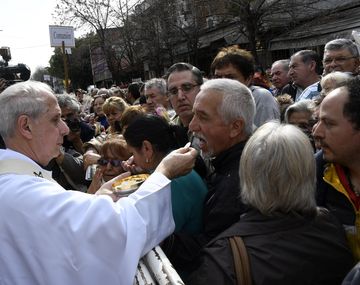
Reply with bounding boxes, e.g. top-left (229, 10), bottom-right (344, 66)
top-left (58, 94), bottom-right (95, 154)
top-left (44, 94), bottom-right (95, 191)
